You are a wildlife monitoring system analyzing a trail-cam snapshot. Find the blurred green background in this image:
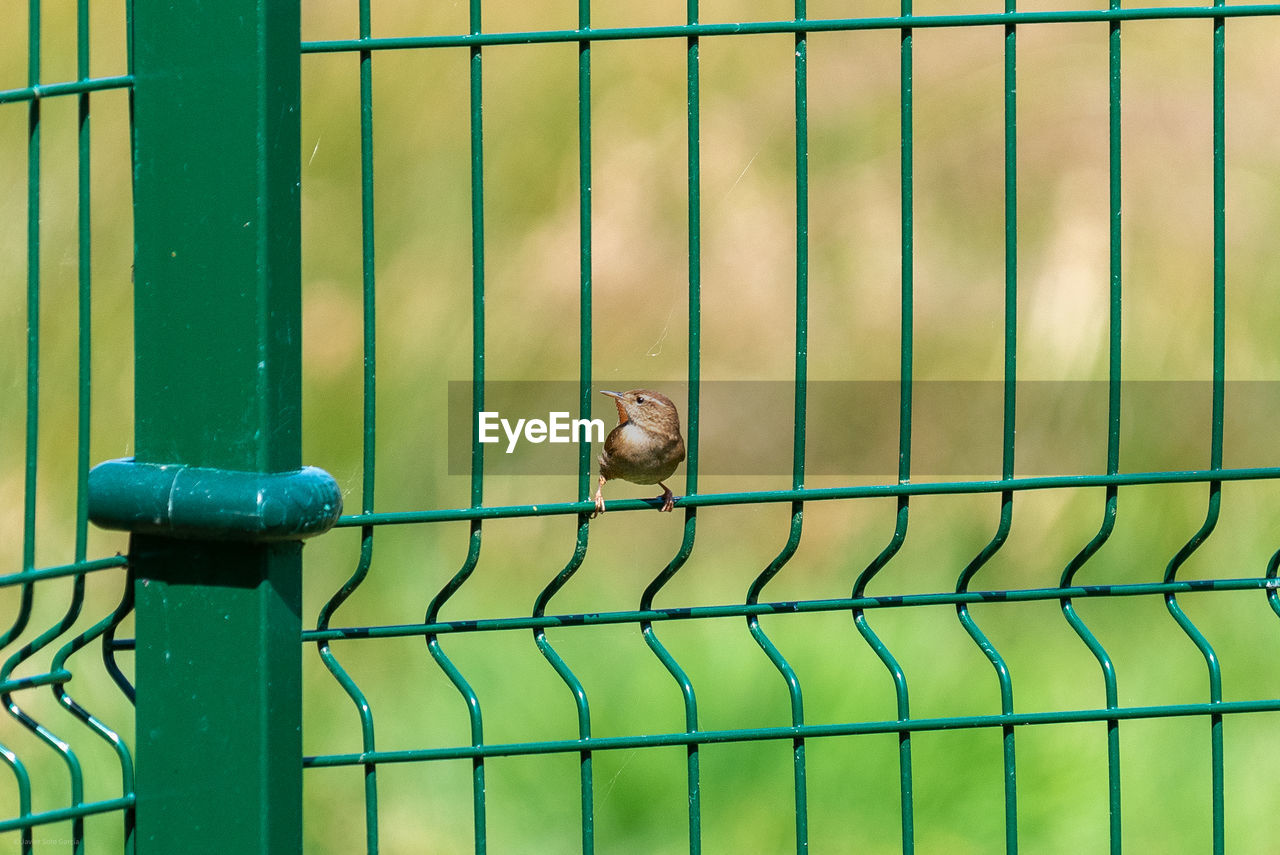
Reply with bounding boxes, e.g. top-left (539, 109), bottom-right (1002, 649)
top-left (5, 0), bottom-right (1280, 851)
